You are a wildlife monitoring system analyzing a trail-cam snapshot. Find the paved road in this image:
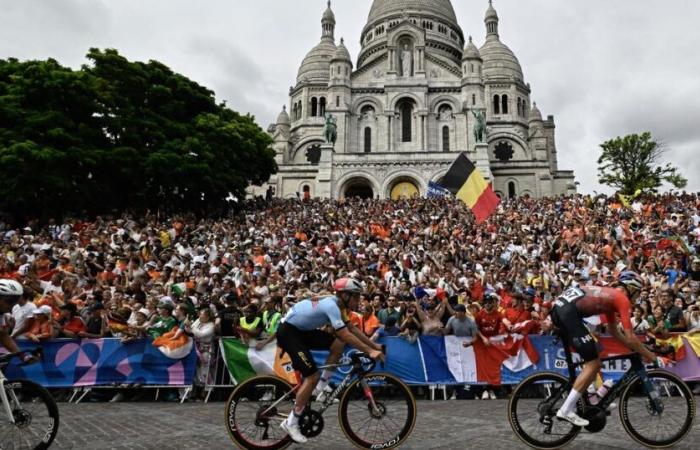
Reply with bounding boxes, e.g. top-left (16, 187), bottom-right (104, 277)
top-left (51, 400), bottom-right (699, 449)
